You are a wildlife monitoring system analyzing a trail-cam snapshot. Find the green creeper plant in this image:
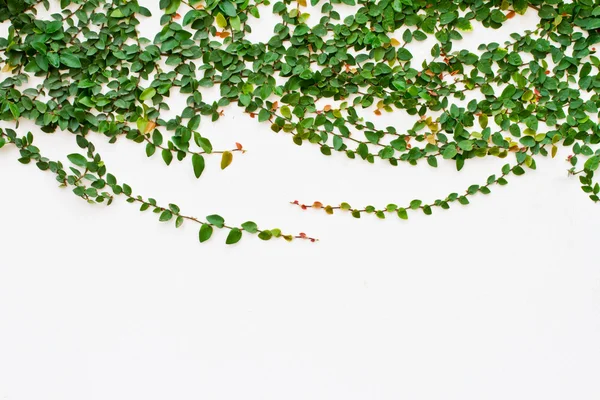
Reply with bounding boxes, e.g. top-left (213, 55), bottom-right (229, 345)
top-left (0, 0), bottom-right (599, 244)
